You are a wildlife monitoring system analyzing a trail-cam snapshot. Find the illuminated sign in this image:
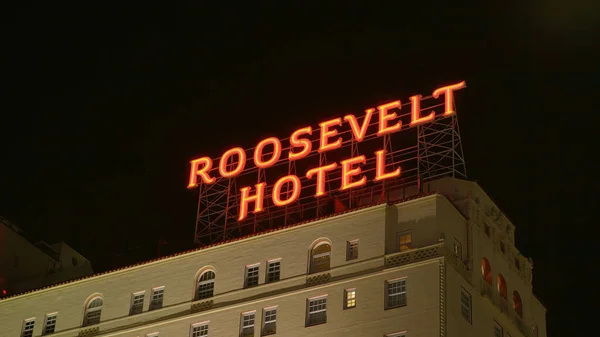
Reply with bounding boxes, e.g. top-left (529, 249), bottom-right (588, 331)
top-left (188, 81), bottom-right (466, 221)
